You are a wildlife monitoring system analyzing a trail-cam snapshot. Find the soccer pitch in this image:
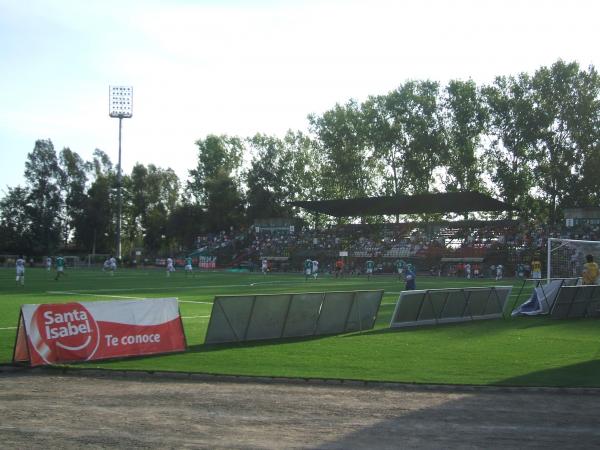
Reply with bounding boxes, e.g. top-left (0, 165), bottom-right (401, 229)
top-left (1, 268), bottom-right (599, 387)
